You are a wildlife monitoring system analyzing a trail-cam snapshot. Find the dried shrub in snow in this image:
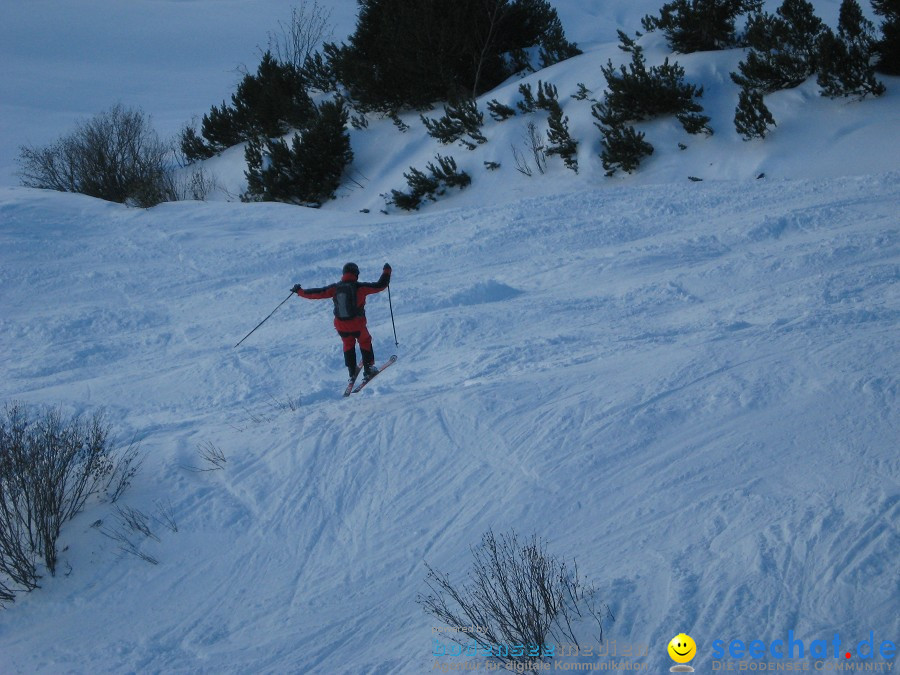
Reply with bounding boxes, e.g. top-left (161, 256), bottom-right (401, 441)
top-left (0, 403), bottom-right (141, 604)
top-left (419, 529), bottom-right (610, 666)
